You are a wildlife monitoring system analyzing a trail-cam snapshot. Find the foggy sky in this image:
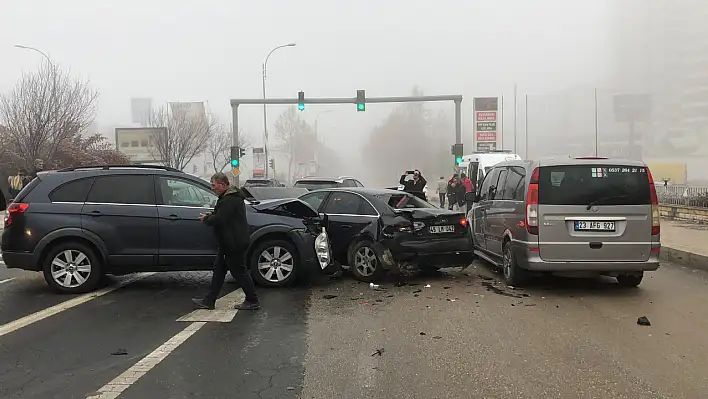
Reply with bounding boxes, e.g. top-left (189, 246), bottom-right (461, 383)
top-left (1, 0), bottom-right (608, 166)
